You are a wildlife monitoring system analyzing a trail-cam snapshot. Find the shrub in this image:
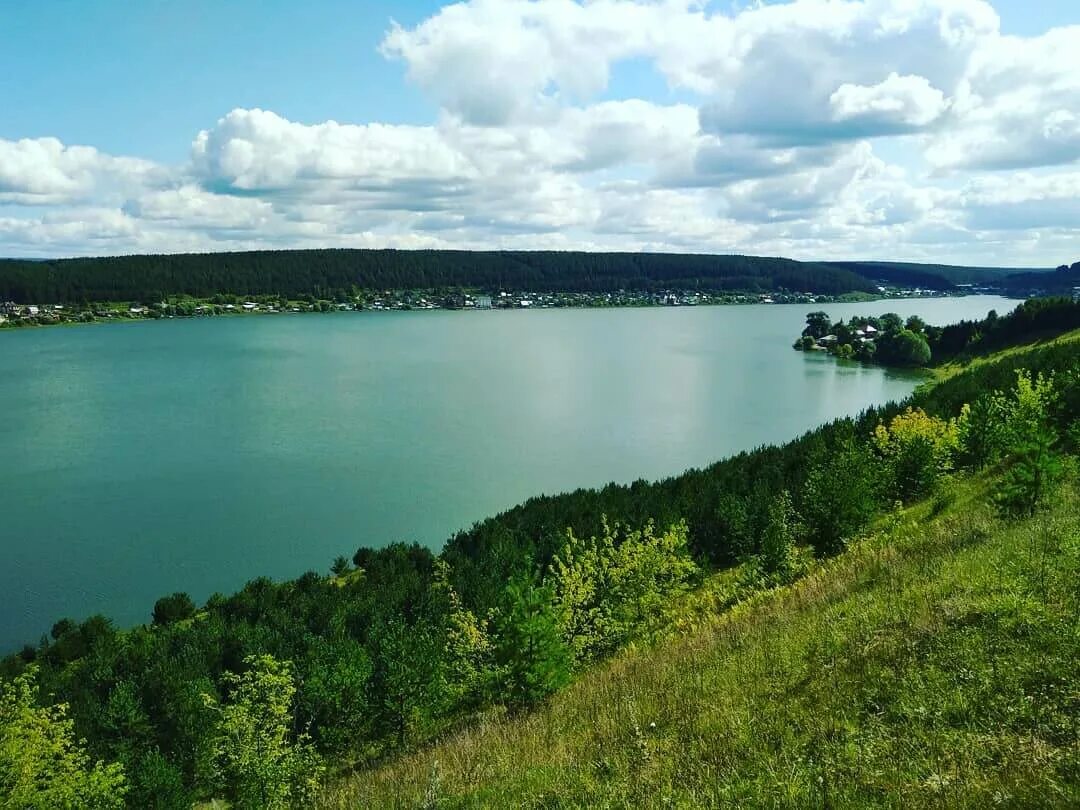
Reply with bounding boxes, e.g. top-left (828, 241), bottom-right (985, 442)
top-left (872, 407), bottom-right (959, 501)
top-left (548, 519), bottom-right (698, 663)
top-left (152, 593), bottom-right (196, 626)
